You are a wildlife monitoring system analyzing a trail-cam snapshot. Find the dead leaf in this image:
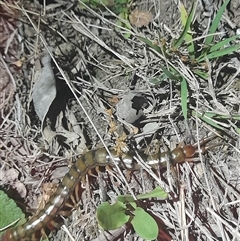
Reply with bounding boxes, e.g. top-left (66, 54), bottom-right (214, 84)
top-left (33, 53), bottom-right (57, 122)
top-left (0, 168), bottom-right (27, 198)
top-left (129, 9), bottom-right (152, 27)
top-left (116, 92), bottom-right (147, 123)
top-left (0, 168), bottom-right (19, 181)
top-left (13, 181), bottom-right (27, 198)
